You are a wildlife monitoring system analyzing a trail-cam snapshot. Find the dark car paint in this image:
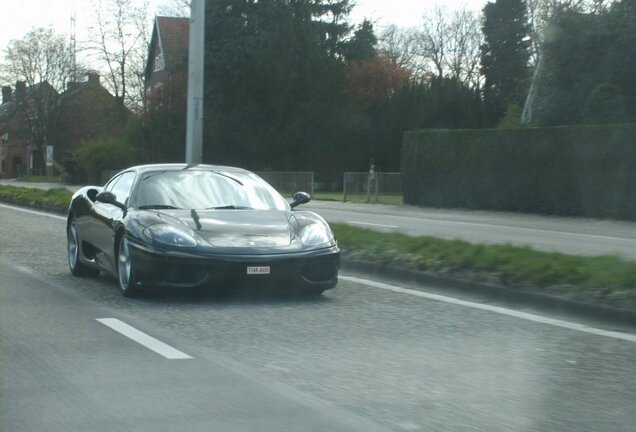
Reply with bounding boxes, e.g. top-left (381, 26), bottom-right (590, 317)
top-left (68, 164), bottom-right (340, 292)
